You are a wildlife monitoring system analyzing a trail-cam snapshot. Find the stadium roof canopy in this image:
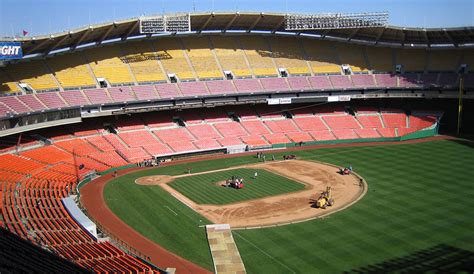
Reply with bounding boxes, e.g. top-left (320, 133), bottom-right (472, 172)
top-left (3, 12), bottom-right (474, 56)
